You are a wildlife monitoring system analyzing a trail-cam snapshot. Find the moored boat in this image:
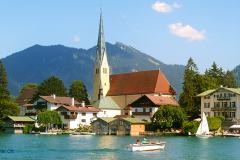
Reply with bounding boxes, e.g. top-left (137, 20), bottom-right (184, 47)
top-left (40, 132), bottom-right (57, 135)
top-left (81, 132), bottom-right (96, 135)
top-left (196, 112), bottom-right (213, 138)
